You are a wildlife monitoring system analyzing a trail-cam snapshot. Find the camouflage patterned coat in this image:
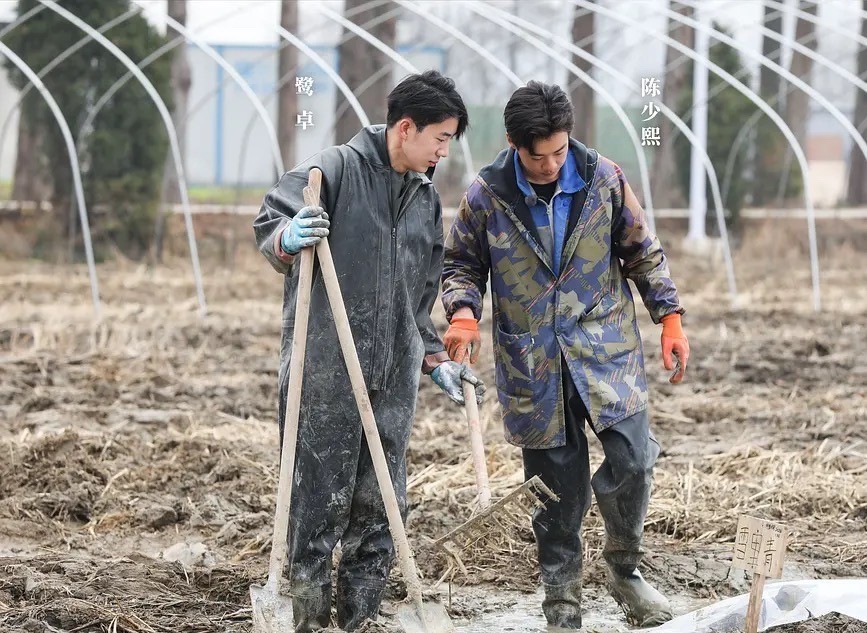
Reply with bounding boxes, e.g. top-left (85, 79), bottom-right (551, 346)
top-left (442, 139), bottom-right (684, 449)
